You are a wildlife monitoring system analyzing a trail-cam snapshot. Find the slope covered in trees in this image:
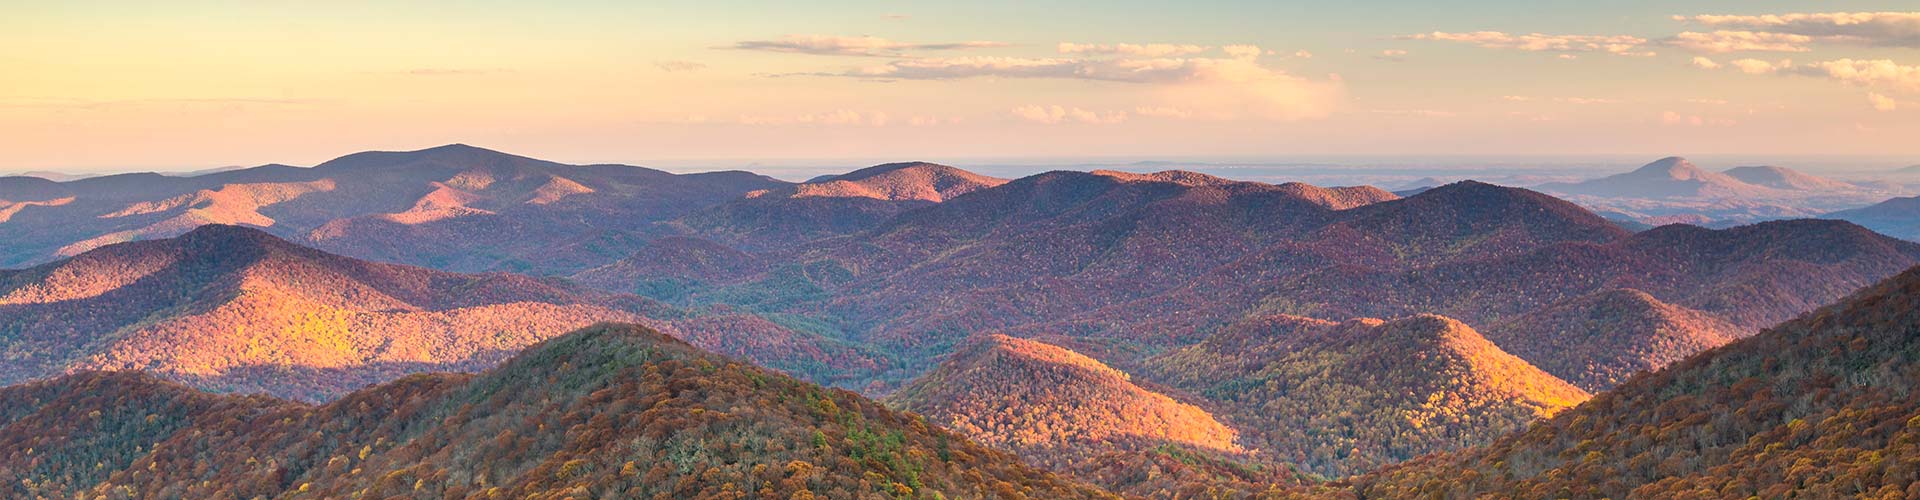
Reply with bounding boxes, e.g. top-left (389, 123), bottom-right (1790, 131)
top-left (1147, 314), bottom-right (1590, 477)
top-left (1485, 288), bottom-right (1744, 391)
top-left (888, 334), bottom-right (1241, 471)
top-left (0, 225), bottom-right (892, 400)
top-left (1353, 265), bottom-right (1920, 498)
top-left (0, 323), bottom-right (1114, 499)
